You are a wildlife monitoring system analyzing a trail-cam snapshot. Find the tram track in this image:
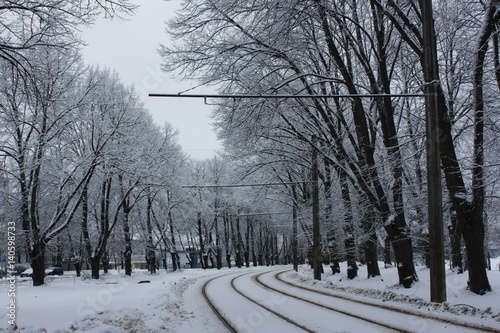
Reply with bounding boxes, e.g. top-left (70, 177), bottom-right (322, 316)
top-left (202, 268), bottom-right (397, 332)
top-left (202, 268), bottom-right (313, 332)
top-left (229, 272), bottom-right (318, 333)
top-left (260, 269), bottom-right (500, 333)
top-left (201, 267), bottom-right (500, 332)
top-left (201, 272), bottom-right (241, 333)
top-left (252, 269), bottom-right (409, 333)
